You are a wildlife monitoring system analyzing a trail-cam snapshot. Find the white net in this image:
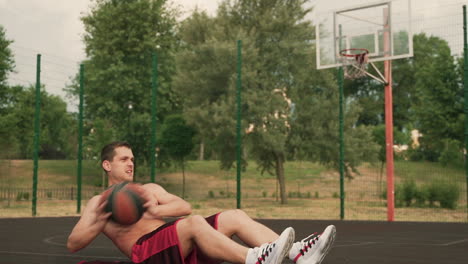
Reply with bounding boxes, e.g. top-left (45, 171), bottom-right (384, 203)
top-left (339, 49), bottom-right (369, 79)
